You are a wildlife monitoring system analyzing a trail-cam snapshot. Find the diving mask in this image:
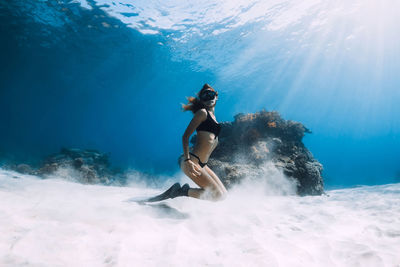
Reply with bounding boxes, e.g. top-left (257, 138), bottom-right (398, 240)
top-left (200, 90), bottom-right (217, 101)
